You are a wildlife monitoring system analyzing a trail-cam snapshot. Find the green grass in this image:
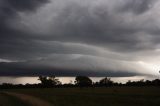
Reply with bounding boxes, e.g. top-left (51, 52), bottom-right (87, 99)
top-left (0, 92), bottom-right (28, 106)
top-left (5, 87), bottom-right (160, 106)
